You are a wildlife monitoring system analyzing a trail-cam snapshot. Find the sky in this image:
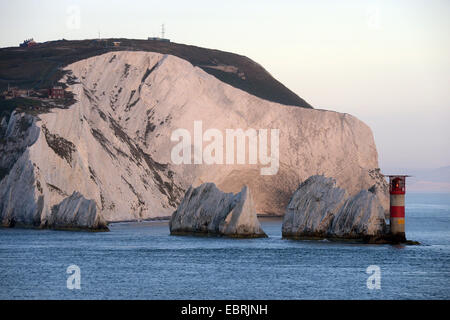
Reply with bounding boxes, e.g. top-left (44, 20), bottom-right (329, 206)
top-left (0, 0), bottom-right (449, 172)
